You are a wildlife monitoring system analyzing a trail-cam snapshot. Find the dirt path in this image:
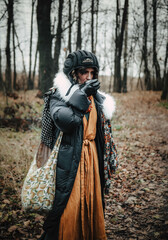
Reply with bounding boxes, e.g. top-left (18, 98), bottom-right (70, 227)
top-left (105, 91), bottom-right (168, 240)
top-left (0, 91), bottom-right (168, 240)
